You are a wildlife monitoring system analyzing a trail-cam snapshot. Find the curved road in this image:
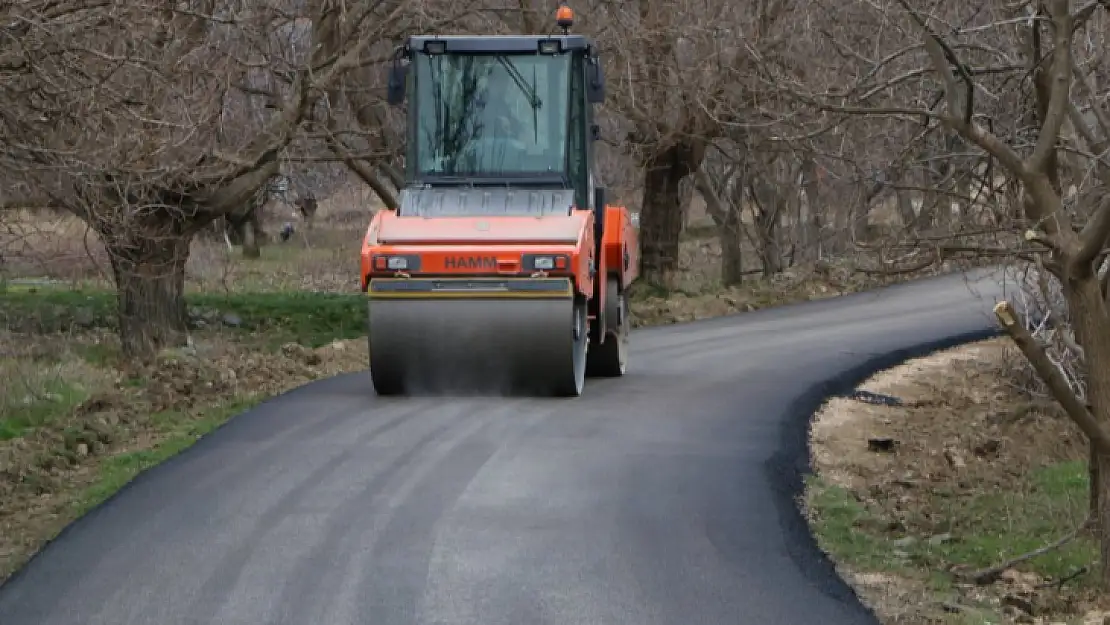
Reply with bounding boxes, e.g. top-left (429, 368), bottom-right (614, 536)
top-left (0, 269), bottom-right (1008, 625)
